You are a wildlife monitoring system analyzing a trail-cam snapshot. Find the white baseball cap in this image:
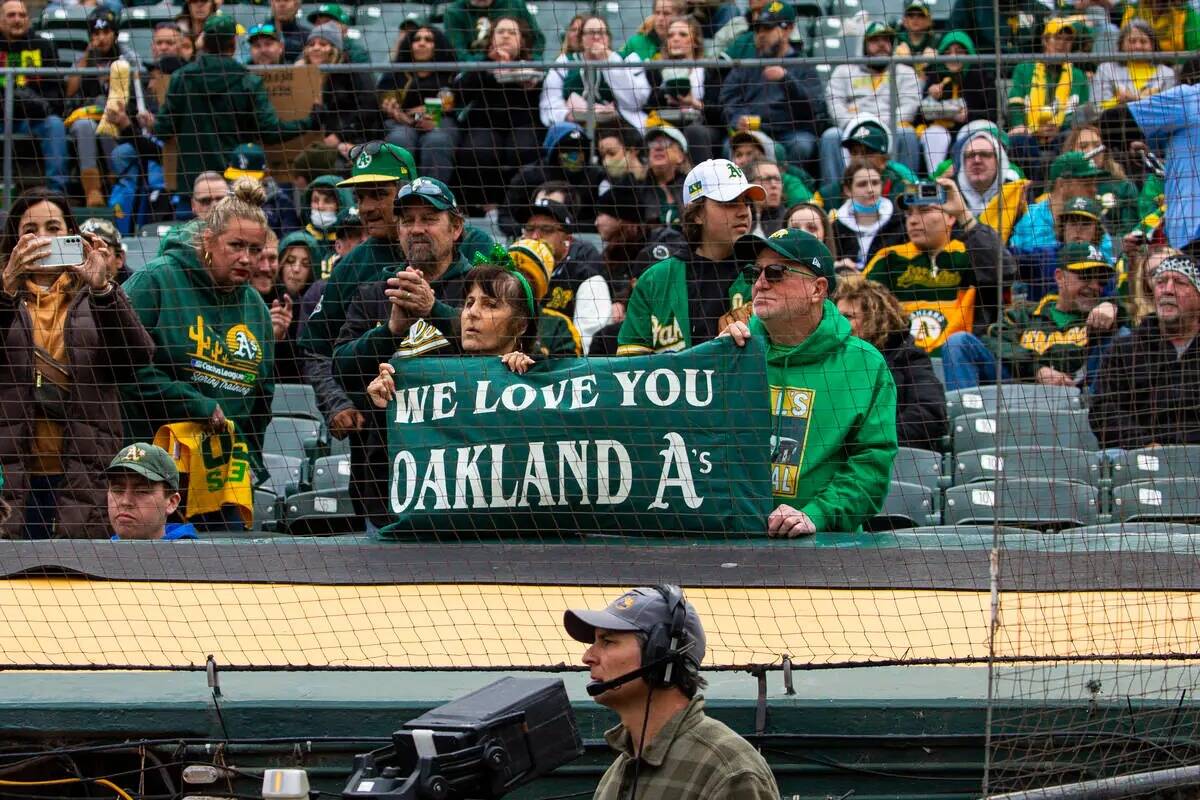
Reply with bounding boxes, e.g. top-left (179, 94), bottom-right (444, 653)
top-left (683, 158), bottom-right (766, 207)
